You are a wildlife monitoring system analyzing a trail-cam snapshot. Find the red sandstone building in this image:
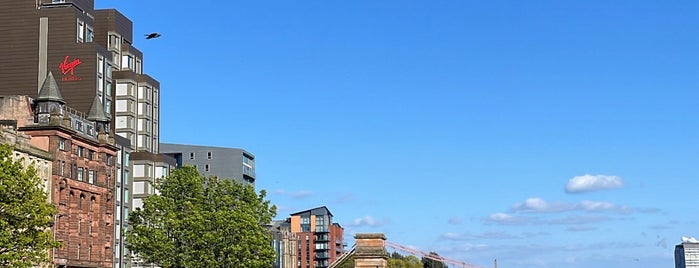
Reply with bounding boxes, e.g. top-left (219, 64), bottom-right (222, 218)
top-left (0, 72), bottom-right (118, 268)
